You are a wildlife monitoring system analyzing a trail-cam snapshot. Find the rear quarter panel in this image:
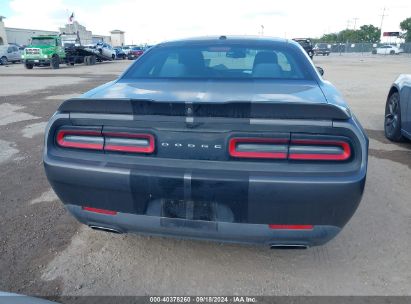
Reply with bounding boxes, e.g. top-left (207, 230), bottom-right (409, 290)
top-left (393, 75), bottom-right (411, 134)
